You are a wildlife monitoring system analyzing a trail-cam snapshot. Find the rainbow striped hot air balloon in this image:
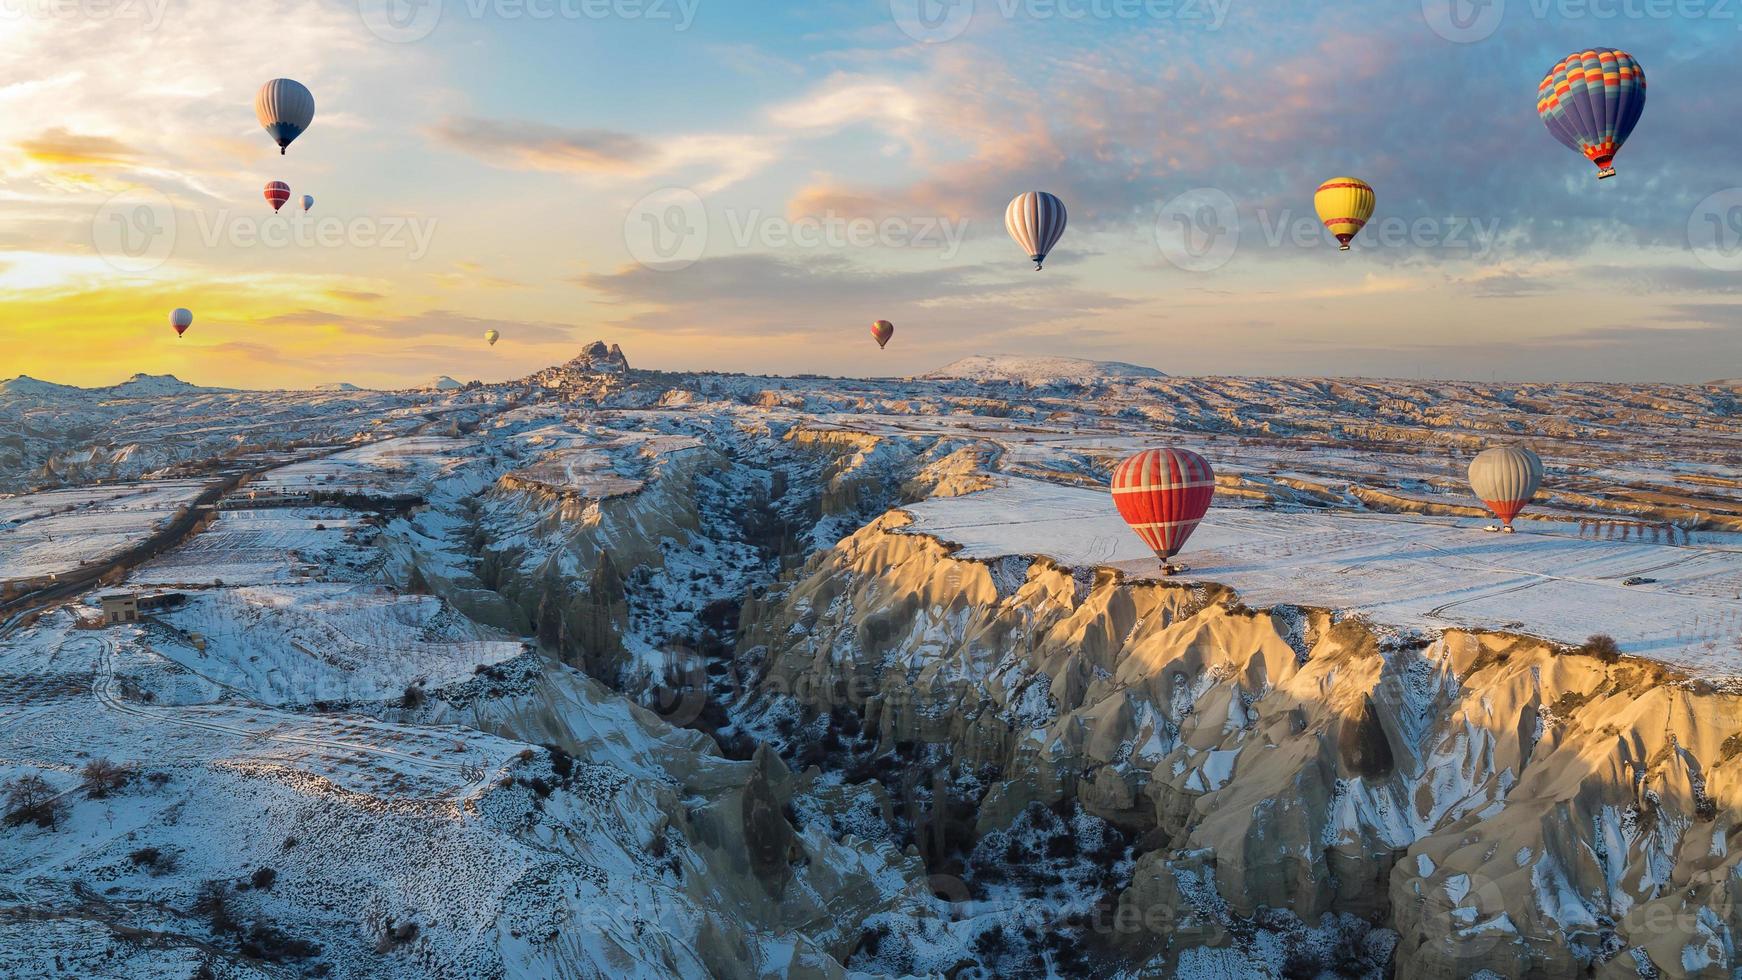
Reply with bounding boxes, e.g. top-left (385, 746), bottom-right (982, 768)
top-left (1005, 191), bottom-right (1067, 270)
top-left (1111, 448), bottom-right (1216, 569)
top-left (1468, 447), bottom-right (1544, 532)
top-left (1314, 177), bottom-right (1376, 251)
top-left (1537, 49), bottom-right (1645, 180)
top-left (871, 320), bottom-right (894, 349)
top-left (264, 181), bottom-right (291, 212)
